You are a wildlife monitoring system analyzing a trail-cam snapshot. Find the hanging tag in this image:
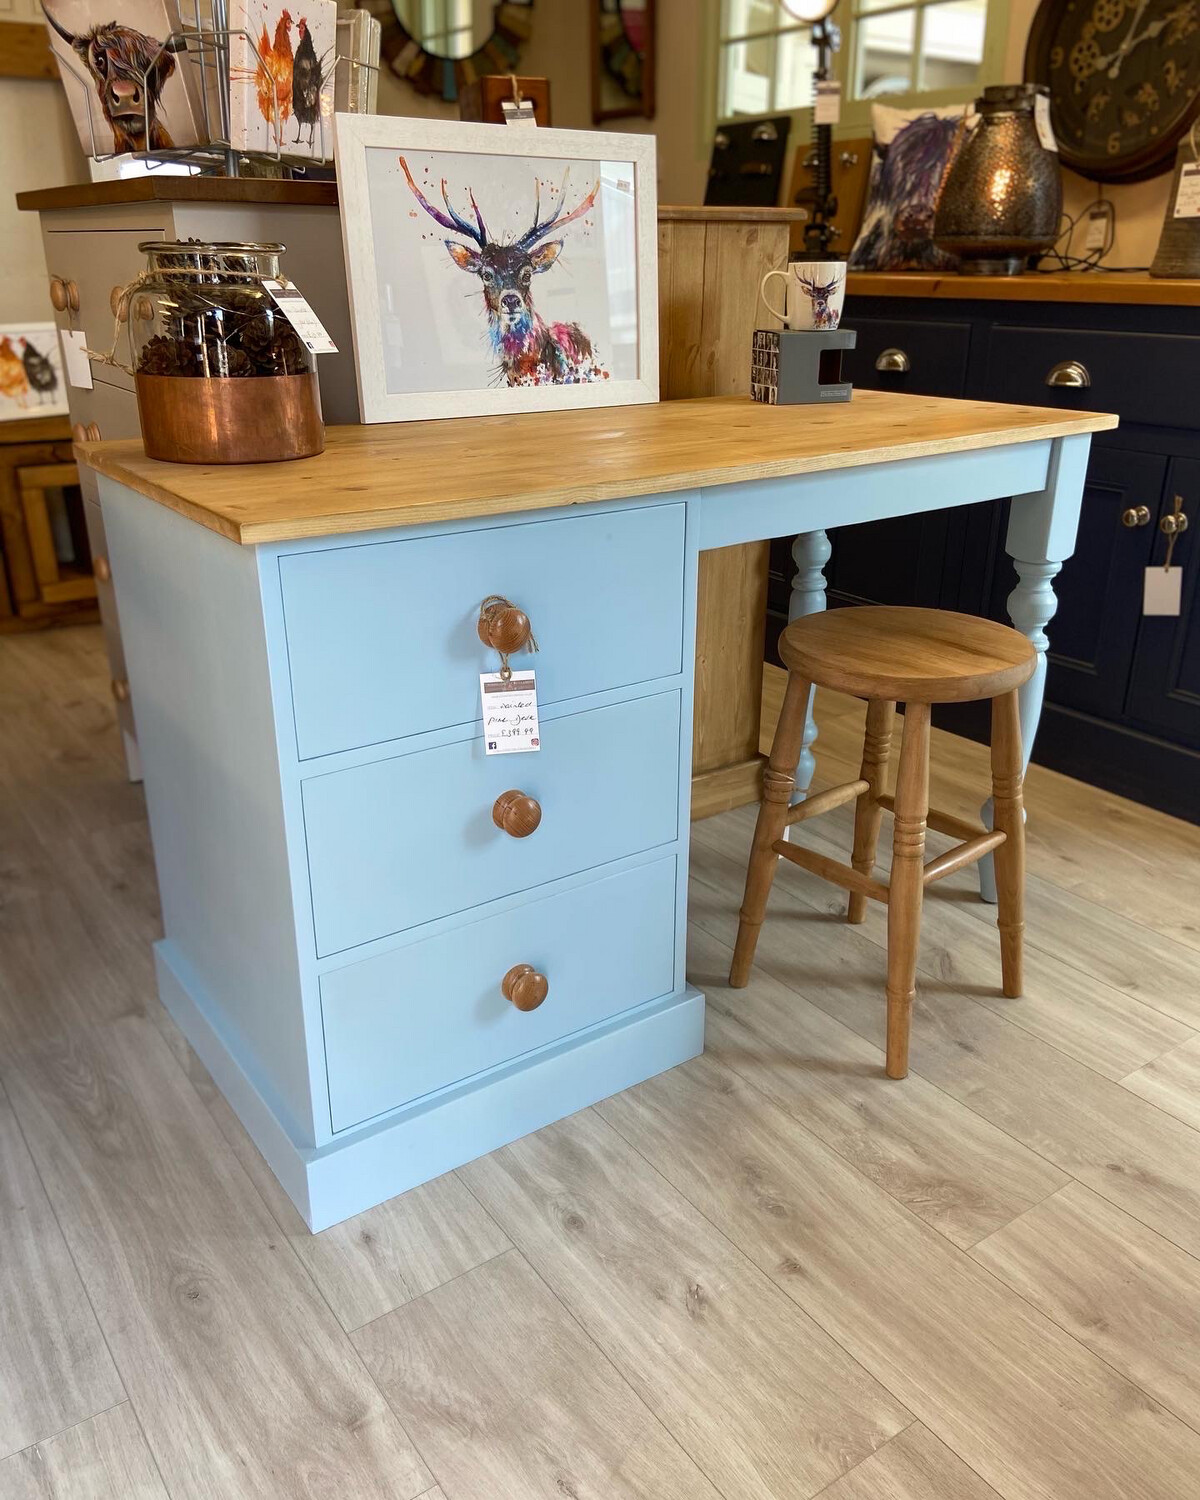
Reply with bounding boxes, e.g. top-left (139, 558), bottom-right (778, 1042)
top-left (814, 80), bottom-right (841, 126)
top-left (1084, 210), bottom-right (1108, 250)
top-left (480, 671), bottom-right (540, 753)
top-left (263, 281), bottom-right (338, 354)
top-left (1034, 93), bottom-right (1058, 153)
top-left (1174, 163), bottom-right (1200, 218)
top-left (501, 99), bottom-right (537, 126)
top-left (1144, 566), bottom-right (1183, 616)
top-left (60, 329), bottom-right (93, 391)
